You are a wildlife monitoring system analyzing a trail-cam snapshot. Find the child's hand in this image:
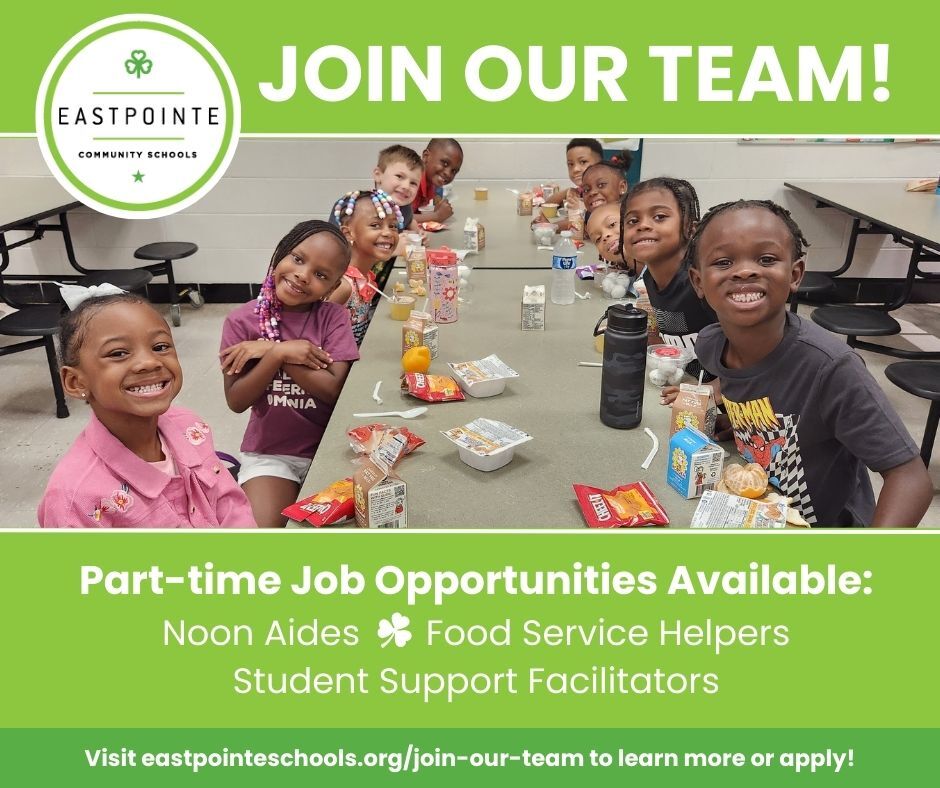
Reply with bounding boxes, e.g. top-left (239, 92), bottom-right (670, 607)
top-left (277, 339), bottom-right (333, 369)
top-left (435, 199), bottom-right (454, 222)
top-left (714, 414), bottom-right (734, 442)
top-left (220, 340), bottom-right (275, 375)
top-left (659, 386), bottom-right (680, 406)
